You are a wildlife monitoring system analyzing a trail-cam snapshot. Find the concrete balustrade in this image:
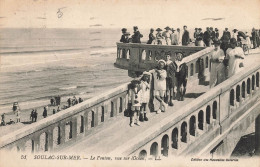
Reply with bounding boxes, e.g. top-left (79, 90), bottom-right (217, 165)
top-left (0, 83), bottom-right (129, 152)
top-left (115, 43), bottom-right (212, 78)
top-left (110, 64), bottom-right (260, 158)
